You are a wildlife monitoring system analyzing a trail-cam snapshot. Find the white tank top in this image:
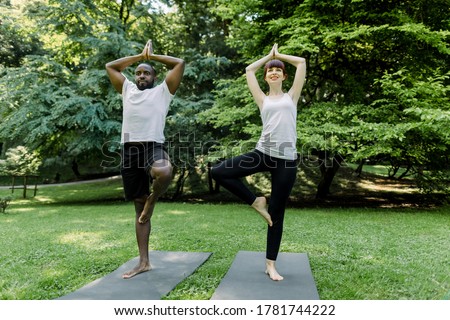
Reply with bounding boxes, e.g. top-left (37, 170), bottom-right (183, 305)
top-left (121, 79), bottom-right (174, 143)
top-left (256, 93), bottom-right (297, 160)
